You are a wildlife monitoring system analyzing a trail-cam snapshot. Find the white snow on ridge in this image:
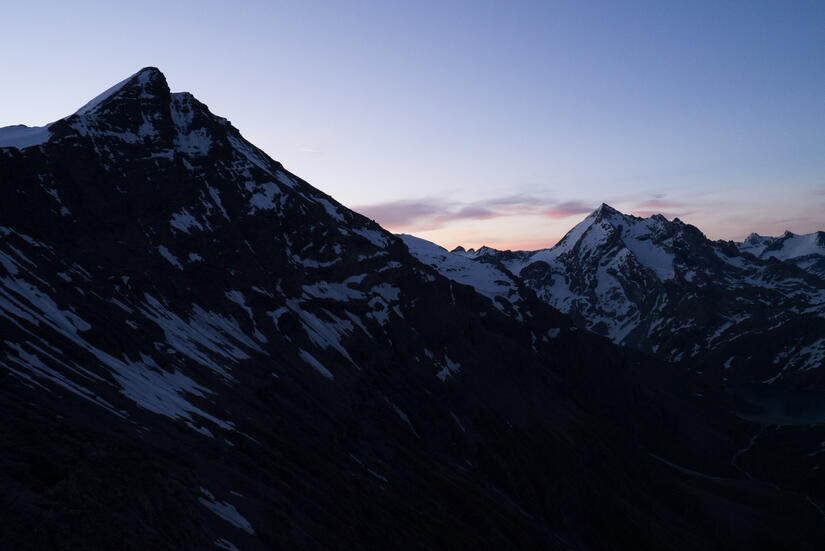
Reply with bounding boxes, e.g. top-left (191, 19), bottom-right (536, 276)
top-left (228, 135), bottom-right (274, 174)
top-left (296, 308), bottom-right (356, 364)
top-left (302, 278), bottom-right (365, 301)
top-left (206, 185), bottom-right (231, 221)
top-left (543, 210), bottom-right (599, 258)
top-left (170, 209), bottom-right (204, 233)
top-left (158, 246), bottom-right (183, 269)
top-left (315, 197), bottom-right (345, 222)
top-left (214, 539), bottom-right (241, 551)
top-left (246, 181), bottom-right (284, 213)
top-left (762, 232), bottom-right (825, 261)
top-left (510, 207), bottom-right (675, 281)
top-left (736, 232), bottom-right (825, 261)
top-left (0, 274), bottom-right (235, 432)
top-left (620, 223), bottom-right (675, 280)
top-left (139, 294), bottom-right (262, 379)
top-left (74, 69), bottom-right (145, 115)
top-left (353, 227), bottom-right (389, 248)
top-left (388, 400), bottom-right (420, 437)
top-left (399, 234), bottom-right (518, 308)
top-left (176, 128), bottom-right (212, 155)
top-left (0, 125), bottom-right (52, 150)
top-left (112, 353), bottom-right (232, 431)
top-left (453, 246), bottom-right (502, 260)
top-left (738, 233), bottom-right (774, 256)
top-left (435, 356), bottom-right (461, 381)
top-left (298, 349), bottom-right (334, 379)
top-left (198, 488), bottom-right (255, 535)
